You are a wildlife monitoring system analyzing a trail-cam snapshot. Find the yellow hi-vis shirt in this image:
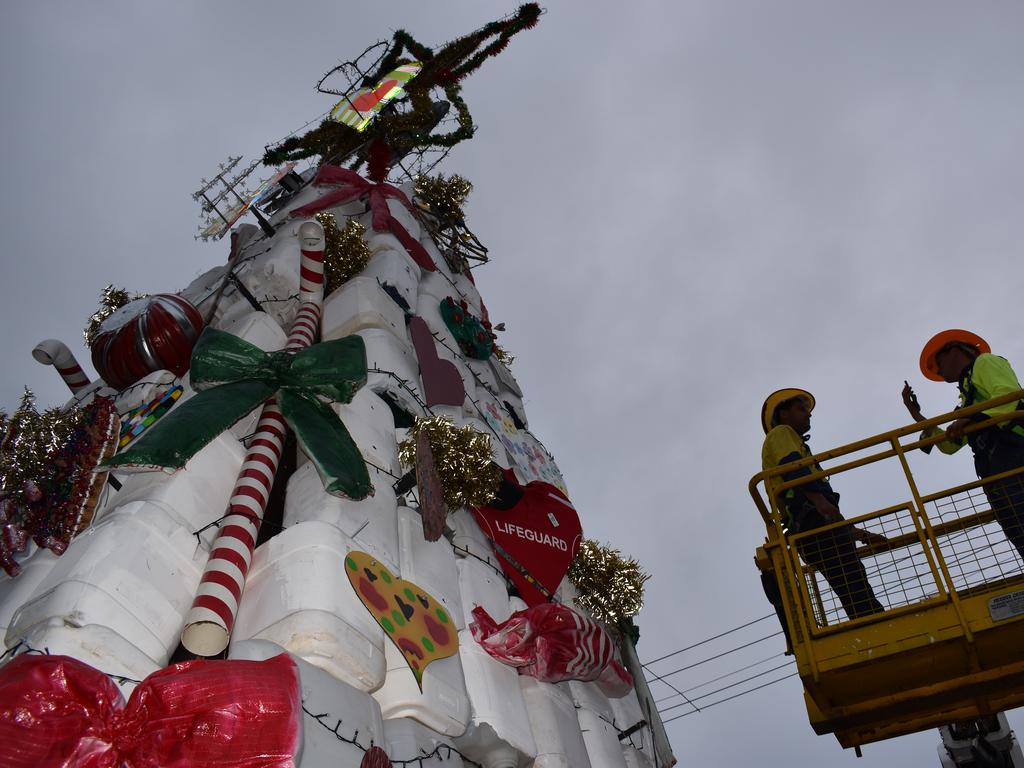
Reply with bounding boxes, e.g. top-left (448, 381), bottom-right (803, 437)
top-left (762, 425), bottom-right (827, 527)
top-left (926, 353), bottom-right (1023, 454)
